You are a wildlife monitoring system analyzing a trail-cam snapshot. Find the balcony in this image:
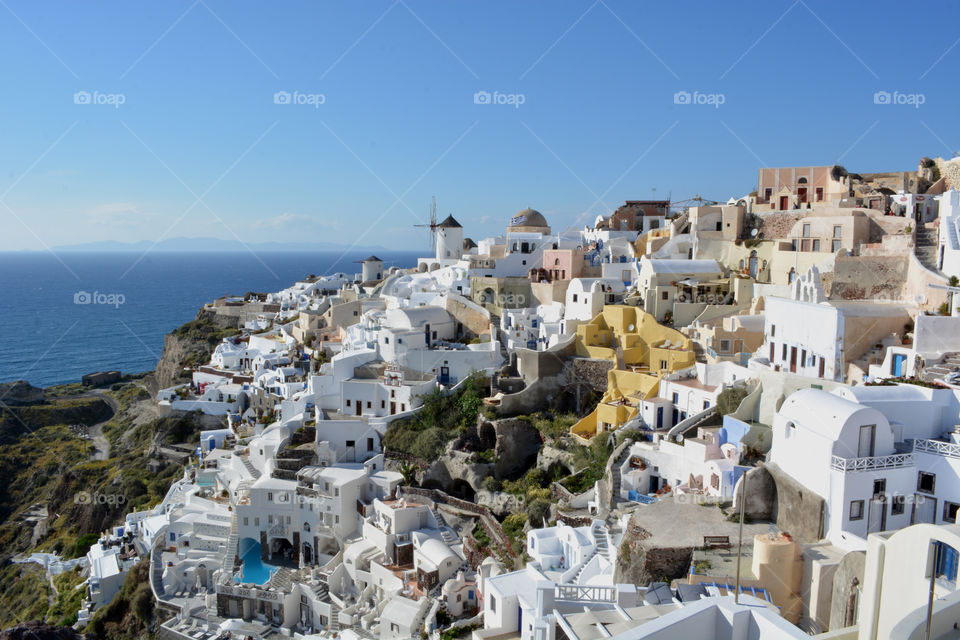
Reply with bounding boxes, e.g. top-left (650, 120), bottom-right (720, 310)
top-left (913, 438), bottom-right (960, 459)
top-left (830, 453), bottom-right (914, 472)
